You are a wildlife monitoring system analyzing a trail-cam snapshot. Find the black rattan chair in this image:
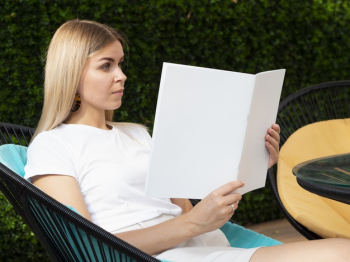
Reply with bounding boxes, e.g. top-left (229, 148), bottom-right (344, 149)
top-left (267, 80), bottom-right (350, 240)
top-left (0, 122), bottom-right (160, 262)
